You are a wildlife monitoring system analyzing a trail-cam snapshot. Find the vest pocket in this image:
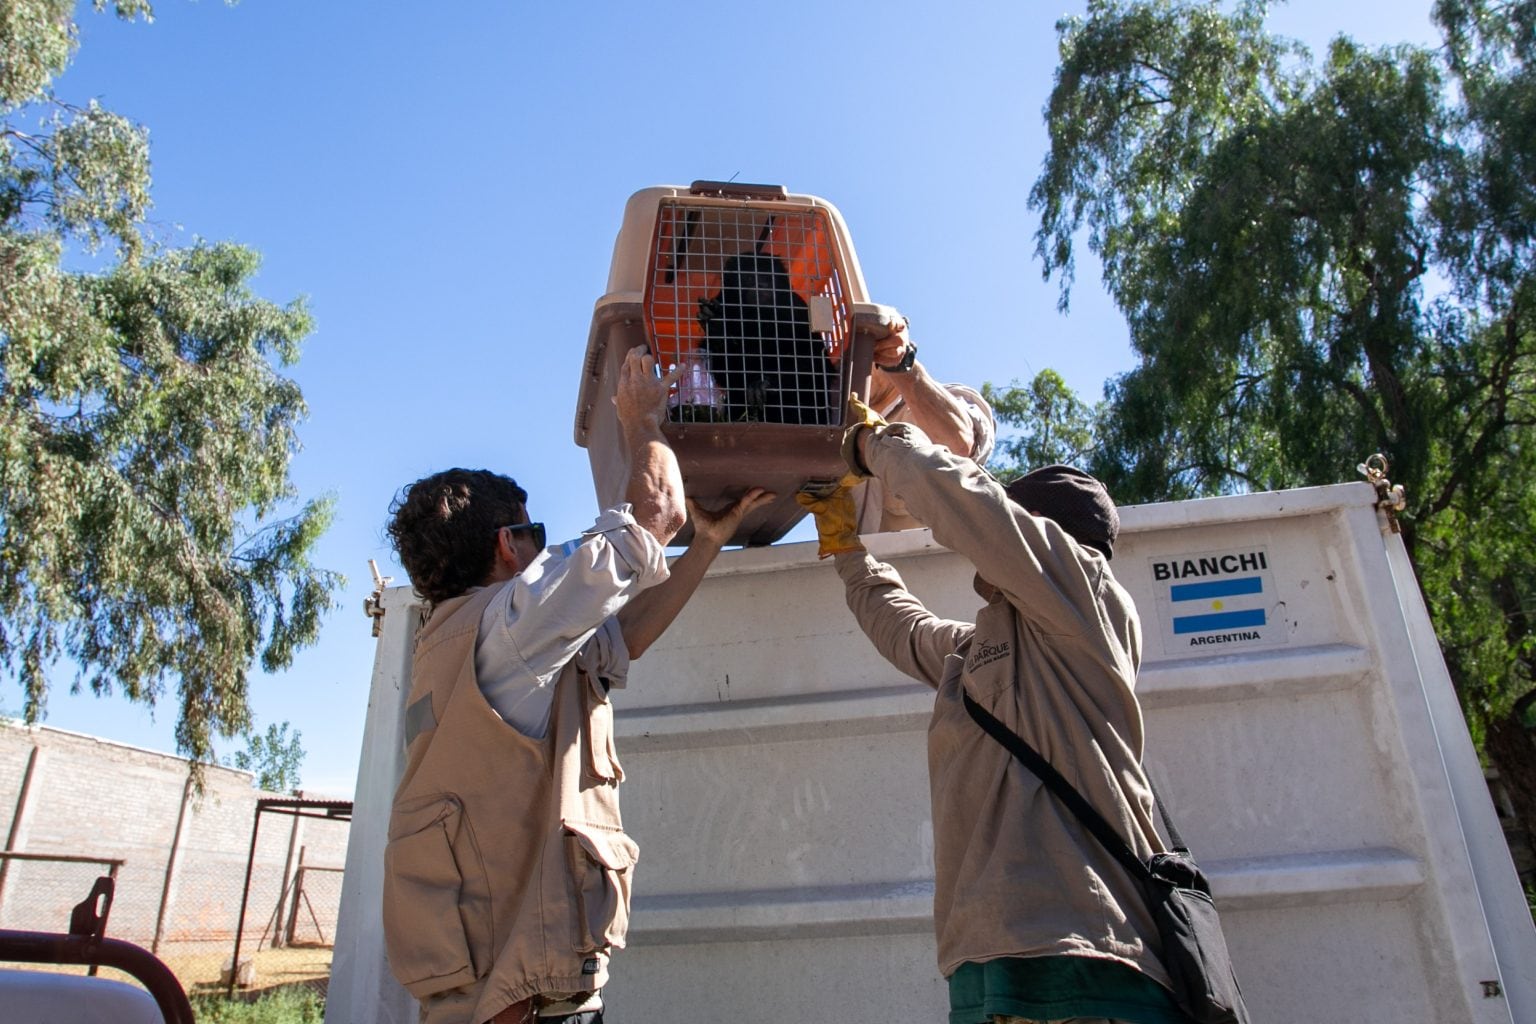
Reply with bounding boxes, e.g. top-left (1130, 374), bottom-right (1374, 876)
top-left (563, 819), bottom-right (639, 953)
top-left (582, 671), bottom-right (625, 783)
top-left (384, 795), bottom-right (482, 999)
